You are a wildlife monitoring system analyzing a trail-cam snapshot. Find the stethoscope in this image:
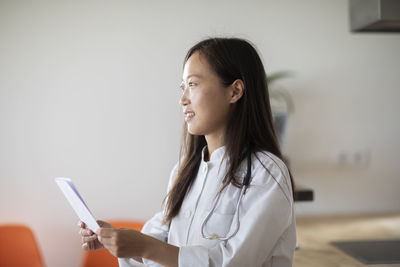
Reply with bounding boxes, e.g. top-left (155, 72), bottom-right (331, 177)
top-left (201, 148), bottom-right (252, 241)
